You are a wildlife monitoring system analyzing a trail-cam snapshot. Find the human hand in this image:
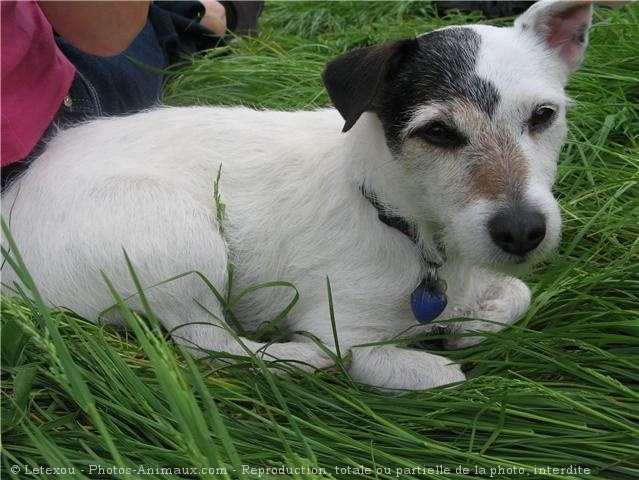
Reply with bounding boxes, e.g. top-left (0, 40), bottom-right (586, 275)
top-left (199, 0), bottom-right (227, 36)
